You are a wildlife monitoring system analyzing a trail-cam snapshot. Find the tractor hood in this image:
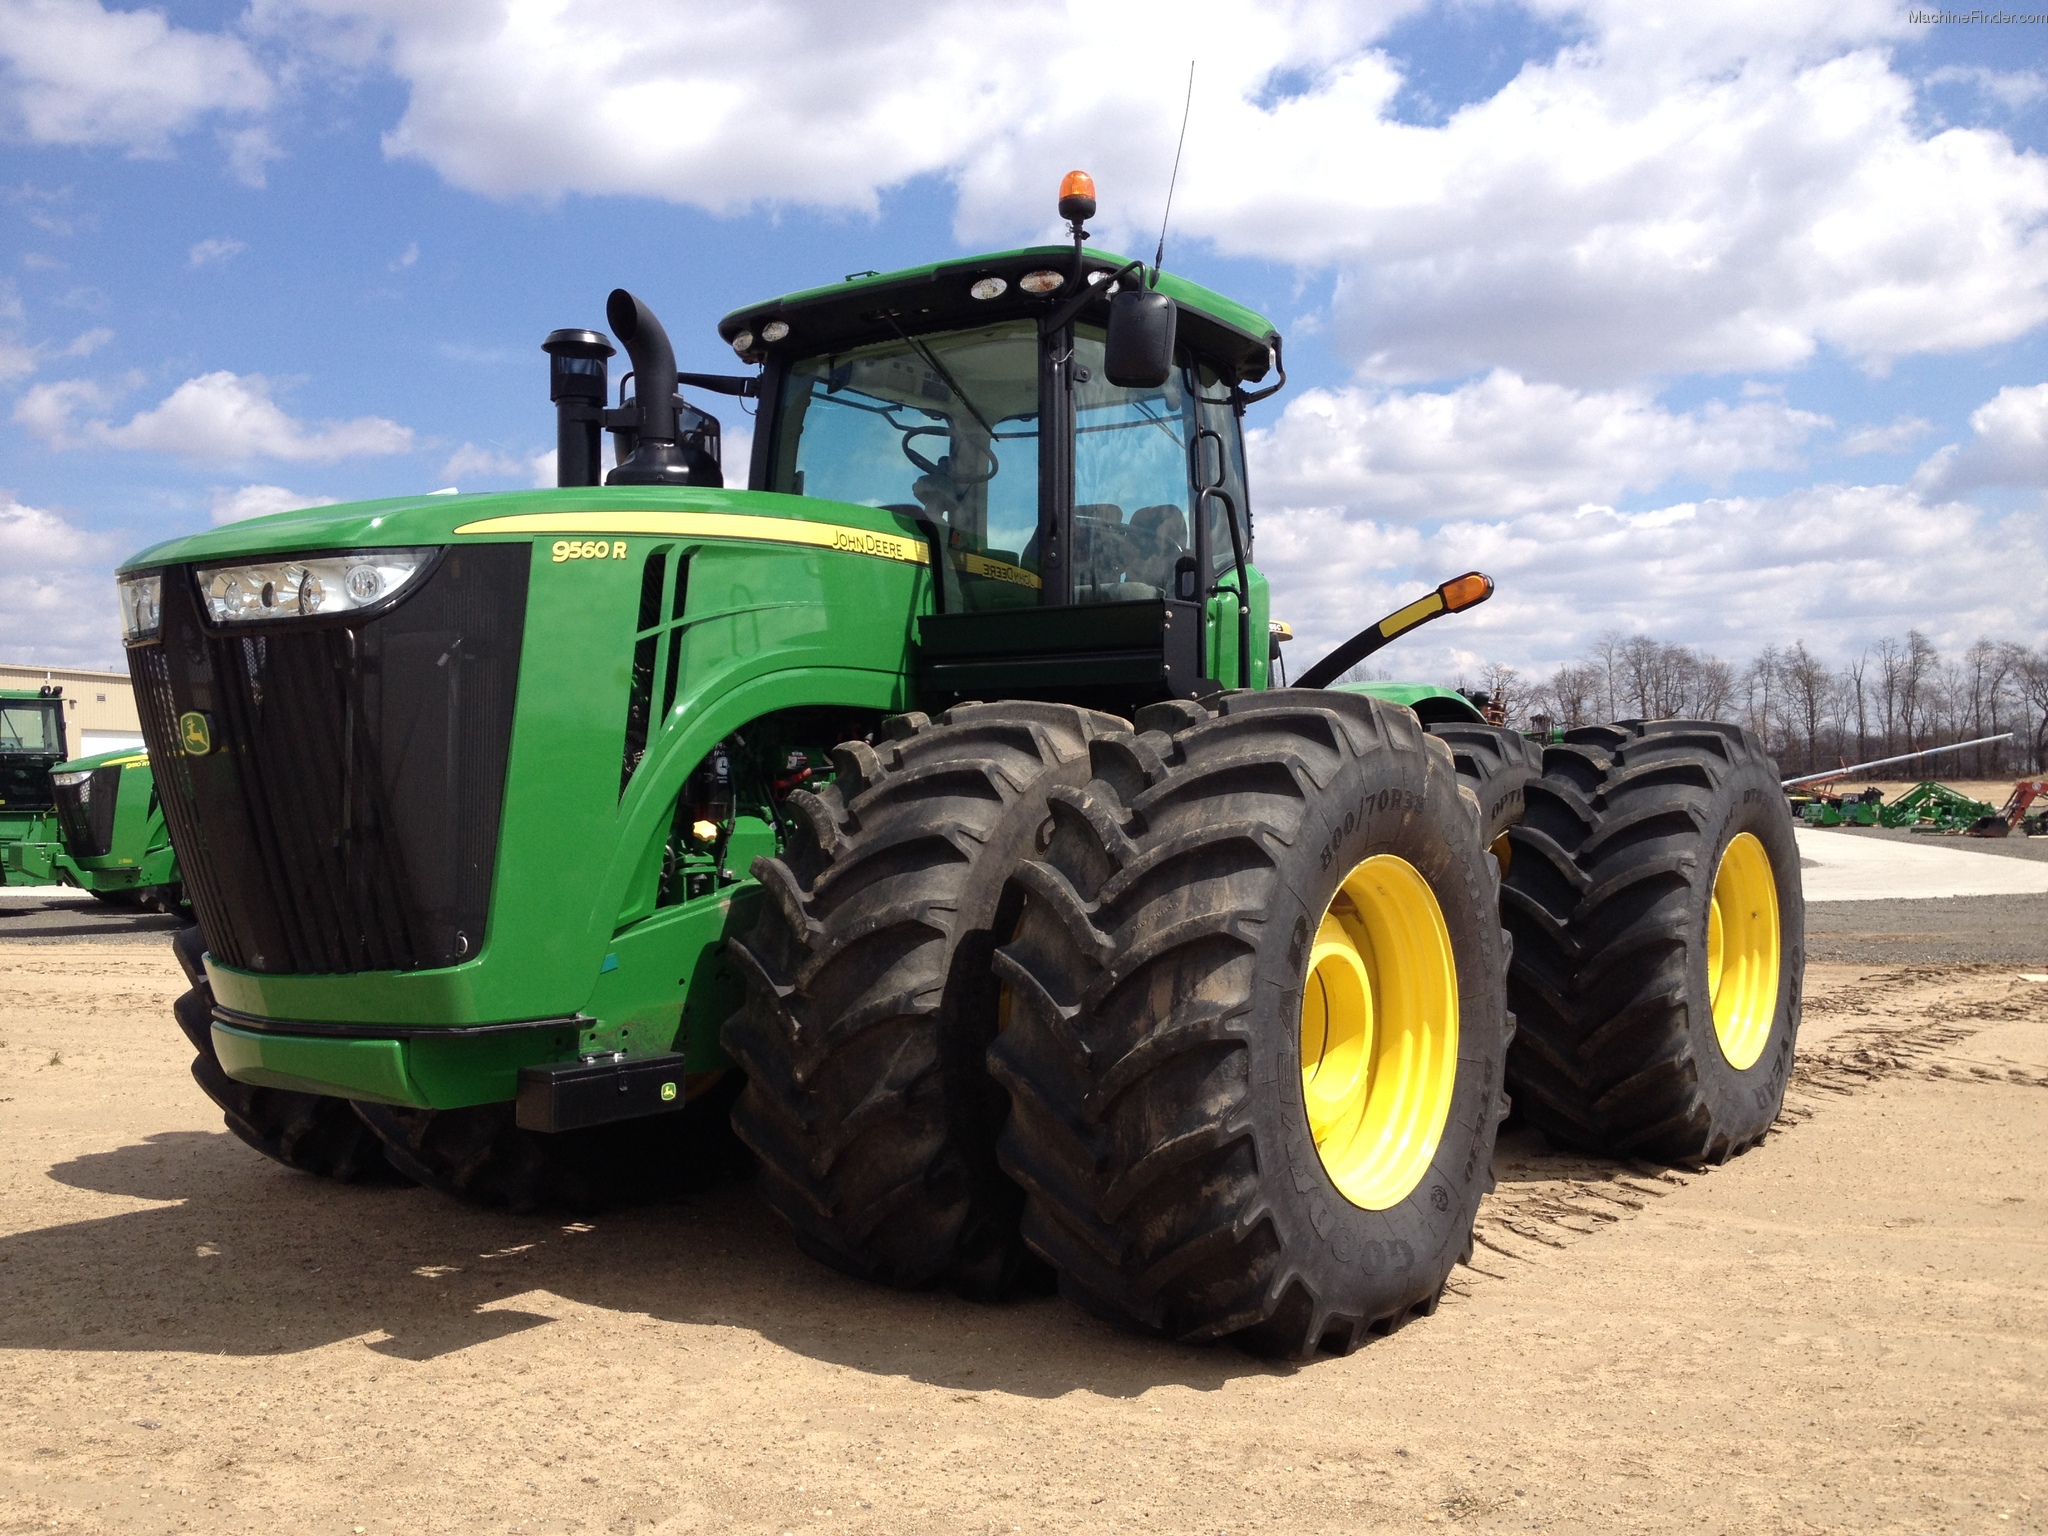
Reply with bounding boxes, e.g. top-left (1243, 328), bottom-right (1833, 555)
top-left (52, 745), bottom-right (149, 776)
top-left (118, 485), bottom-right (935, 574)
